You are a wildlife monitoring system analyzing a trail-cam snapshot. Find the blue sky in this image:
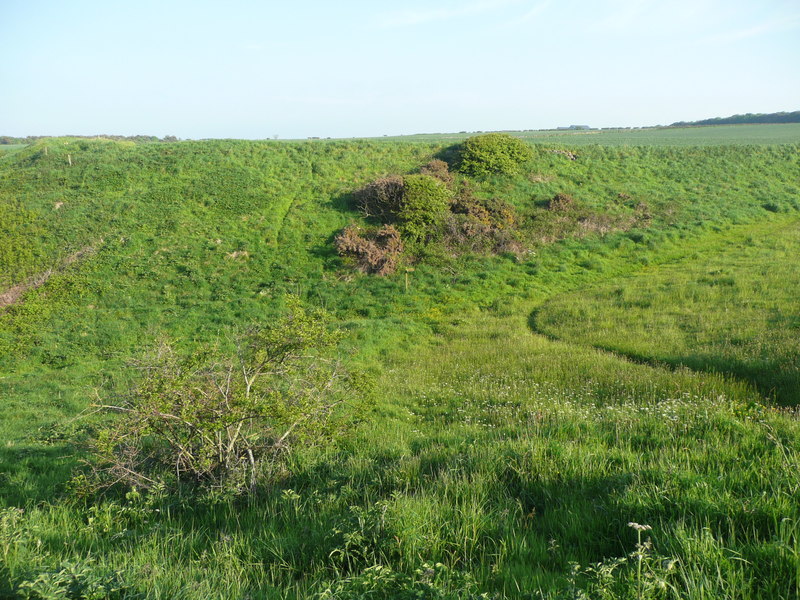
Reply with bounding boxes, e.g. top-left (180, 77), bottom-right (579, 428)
top-left (1, 0), bottom-right (798, 139)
